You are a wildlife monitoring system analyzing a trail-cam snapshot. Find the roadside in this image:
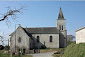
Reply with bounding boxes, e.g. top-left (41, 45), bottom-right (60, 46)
top-left (28, 51), bottom-right (57, 57)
